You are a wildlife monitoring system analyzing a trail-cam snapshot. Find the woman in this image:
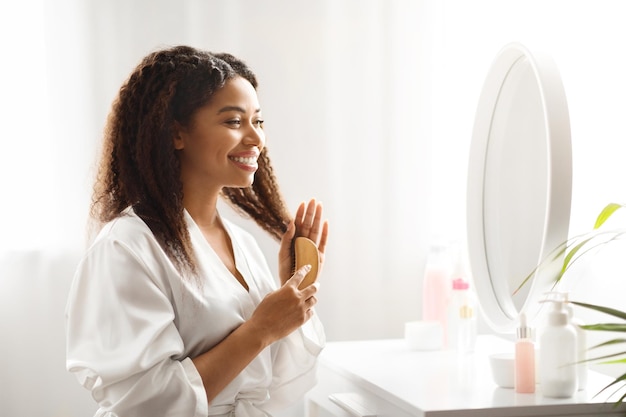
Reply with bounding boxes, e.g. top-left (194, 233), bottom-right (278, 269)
top-left (65, 45), bottom-right (329, 417)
